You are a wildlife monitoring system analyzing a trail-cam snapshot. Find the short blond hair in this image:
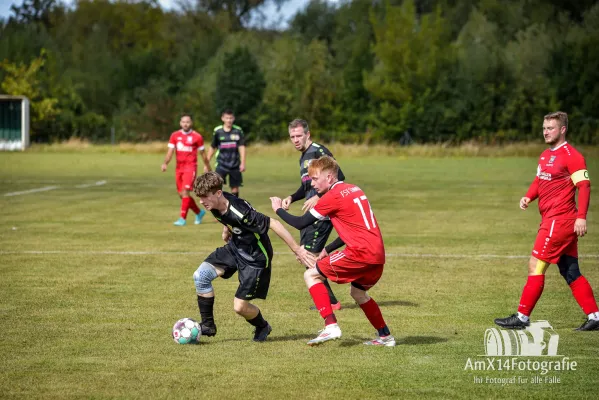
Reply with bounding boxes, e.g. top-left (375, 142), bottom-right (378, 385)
top-left (193, 172), bottom-right (223, 197)
top-left (308, 155), bottom-right (339, 177)
top-left (544, 111), bottom-right (568, 130)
